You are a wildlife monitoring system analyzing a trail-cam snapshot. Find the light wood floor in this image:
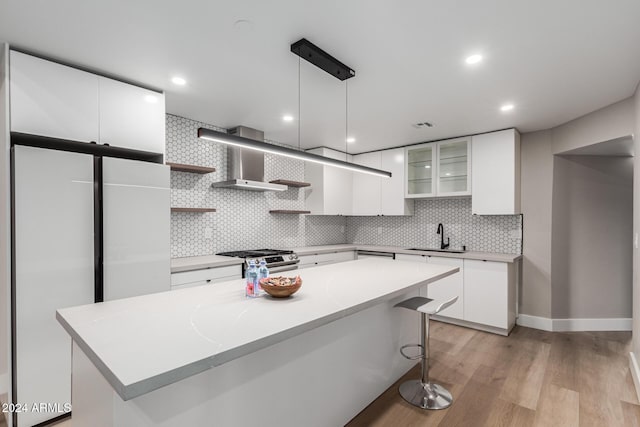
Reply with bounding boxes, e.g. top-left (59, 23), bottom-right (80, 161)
top-left (347, 322), bottom-right (640, 427)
